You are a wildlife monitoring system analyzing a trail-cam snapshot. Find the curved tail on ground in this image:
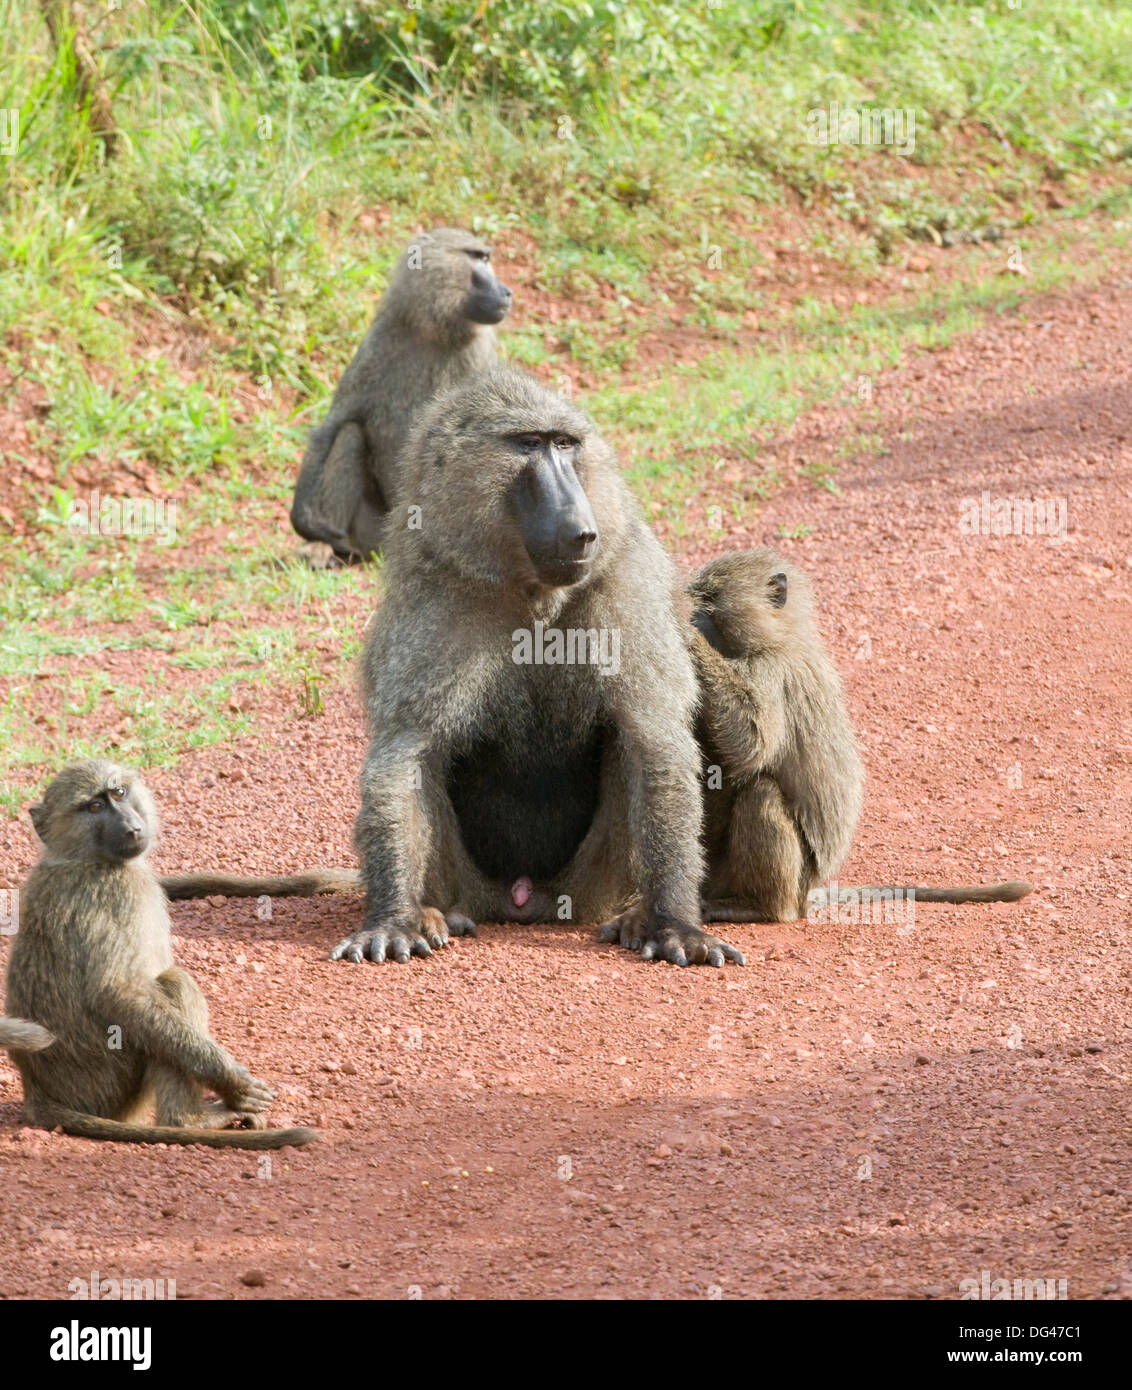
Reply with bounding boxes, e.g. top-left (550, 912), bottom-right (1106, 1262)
top-left (44, 1106), bottom-right (317, 1149)
top-left (160, 868), bottom-right (360, 900)
top-left (808, 880), bottom-right (1034, 908)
